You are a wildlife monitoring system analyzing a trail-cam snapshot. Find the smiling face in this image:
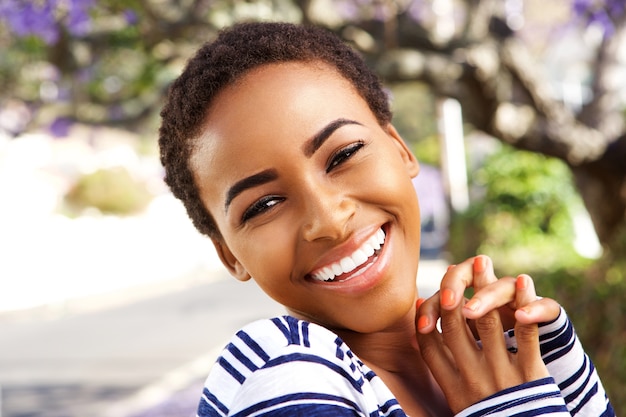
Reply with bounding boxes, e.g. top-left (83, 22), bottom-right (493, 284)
top-left (191, 61), bottom-right (421, 333)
